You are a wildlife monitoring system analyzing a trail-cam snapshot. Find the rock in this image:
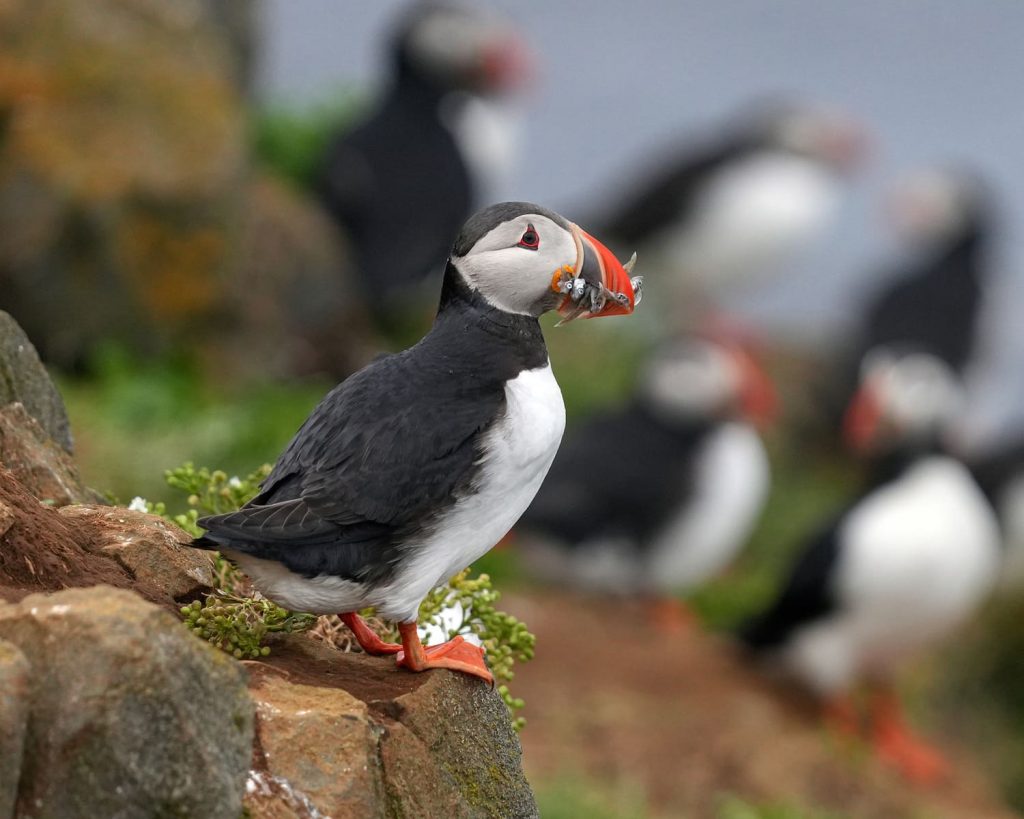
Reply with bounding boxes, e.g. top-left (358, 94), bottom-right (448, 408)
top-left (59, 505), bottom-right (216, 603)
top-left (380, 671), bottom-right (538, 819)
top-left (0, 638), bottom-right (30, 819)
top-left (0, 0), bottom-right (247, 368)
top-left (0, 586), bottom-right (254, 819)
top-left (0, 403), bottom-right (98, 505)
top-left (247, 635), bottom-right (539, 819)
top-left (0, 466), bottom-right (212, 611)
top-left (215, 173), bottom-right (377, 380)
top-left (251, 676), bottom-right (386, 819)
top-left (0, 312), bottom-right (72, 451)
